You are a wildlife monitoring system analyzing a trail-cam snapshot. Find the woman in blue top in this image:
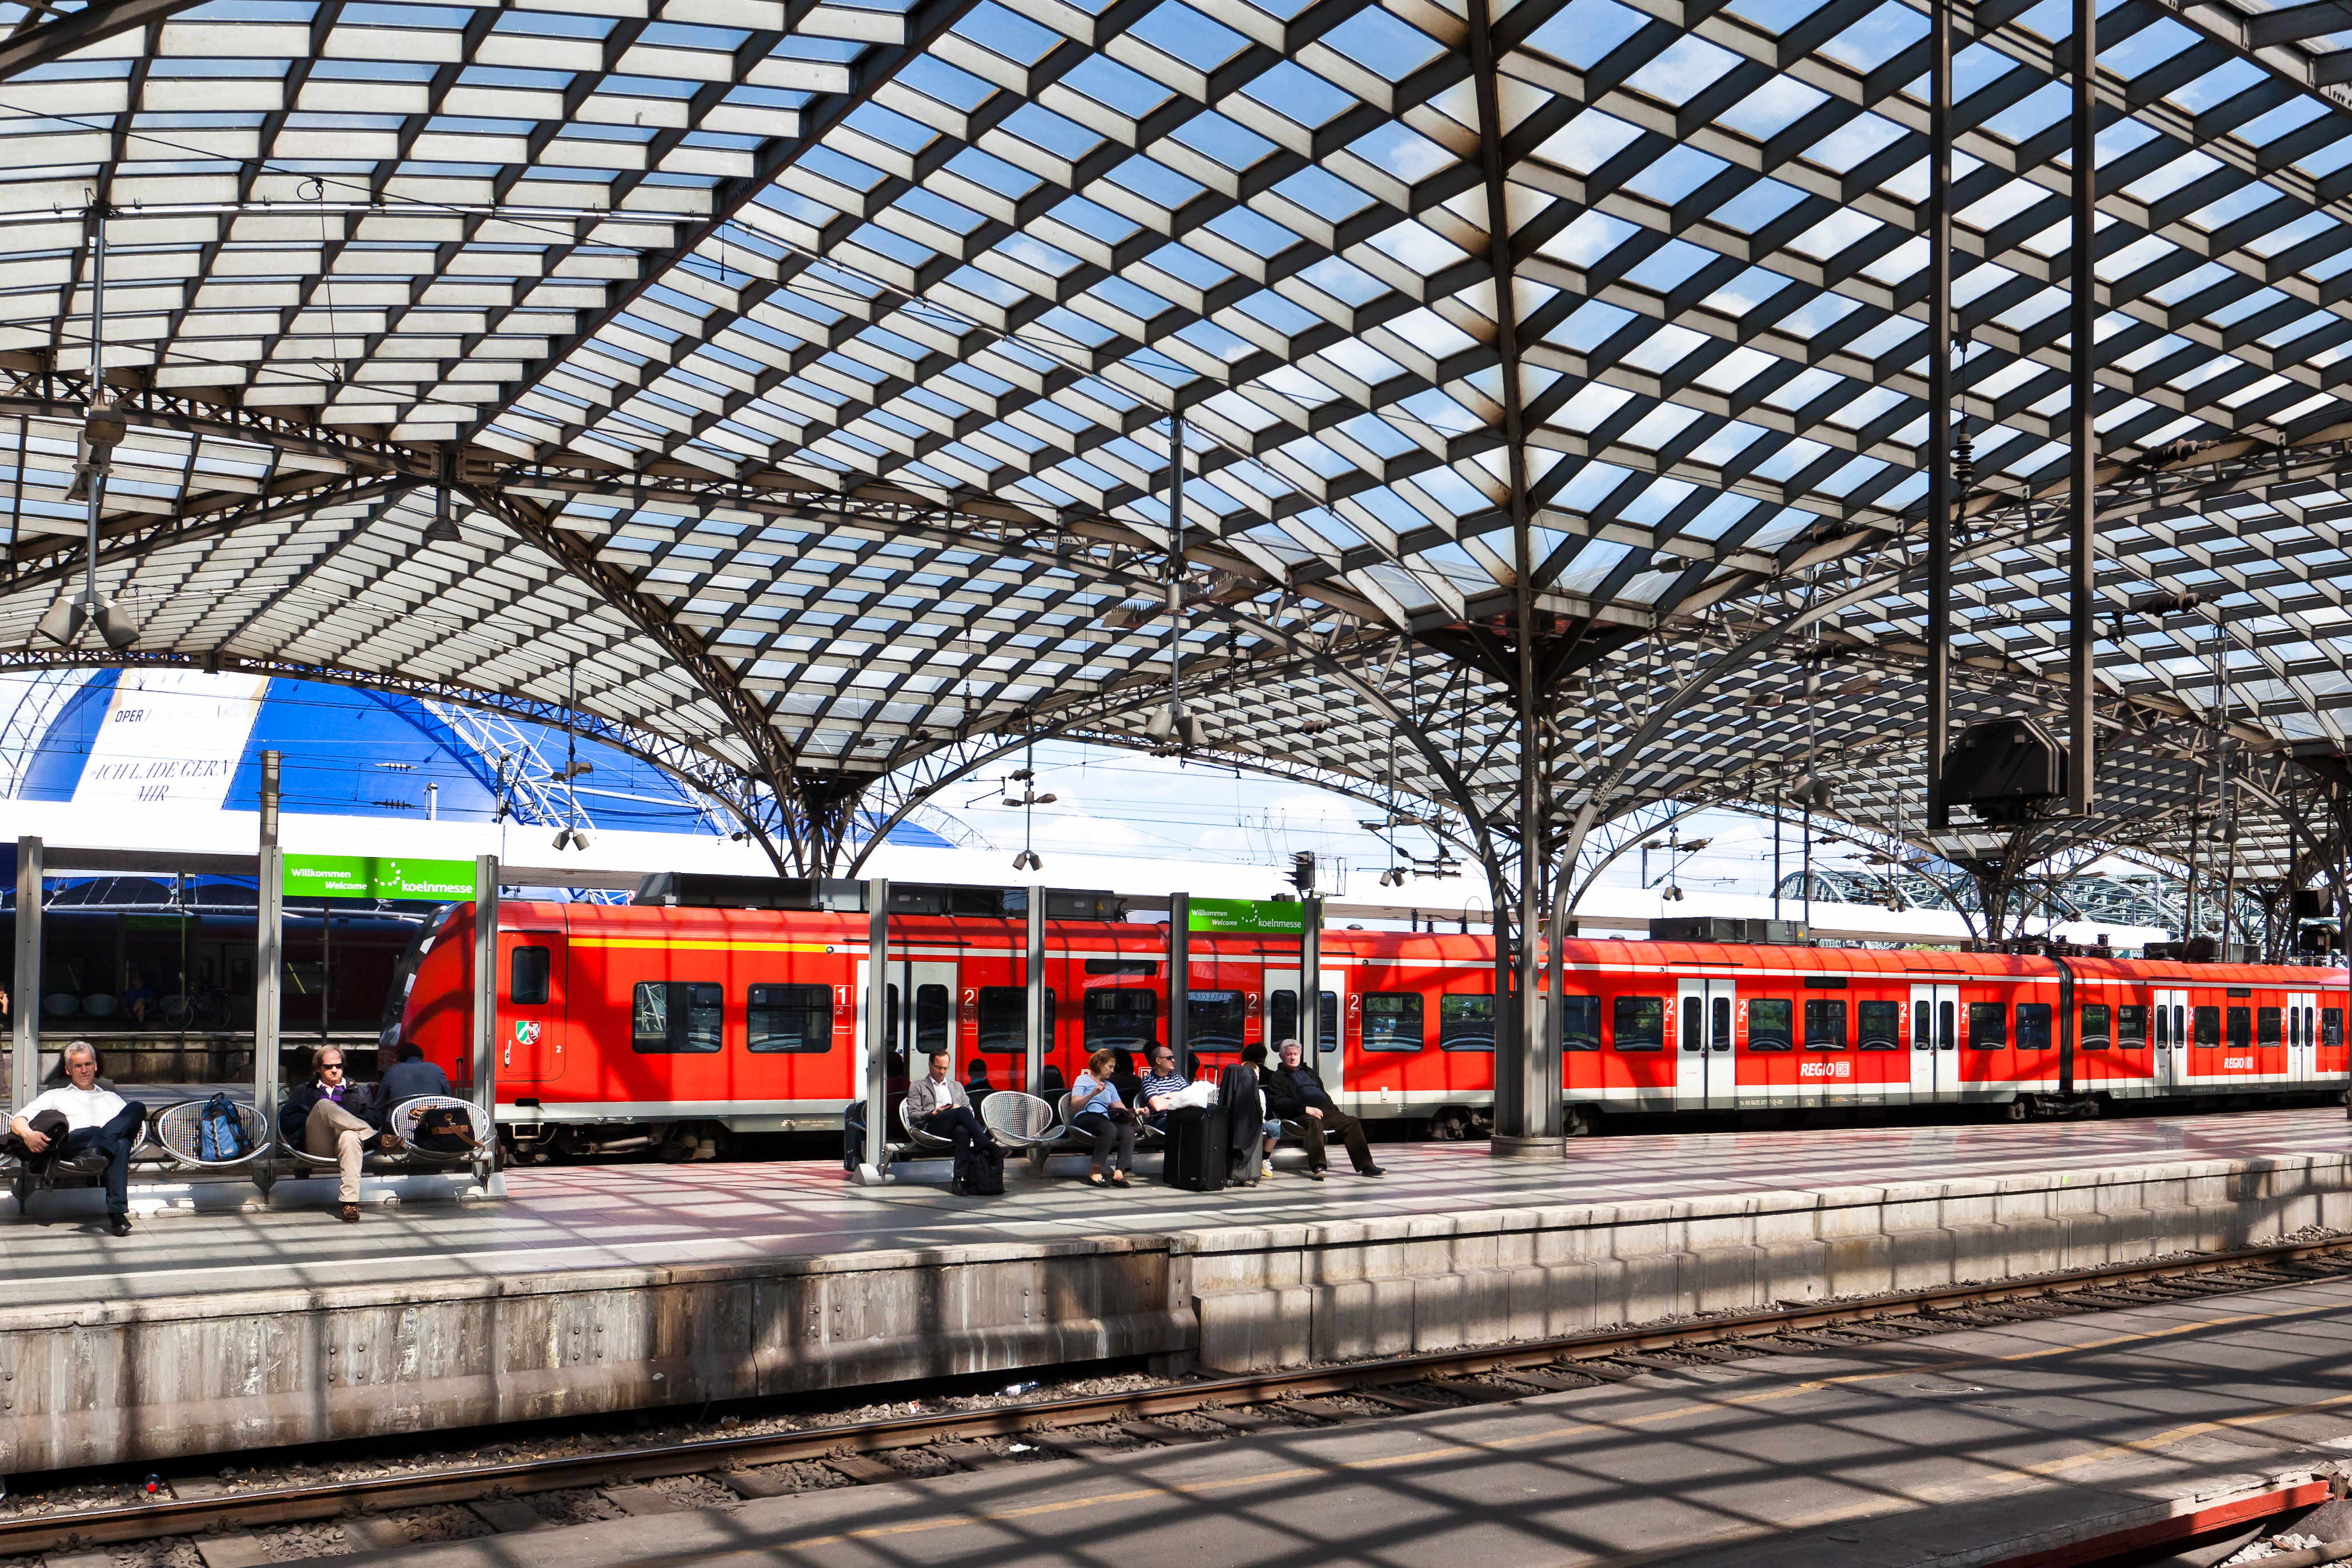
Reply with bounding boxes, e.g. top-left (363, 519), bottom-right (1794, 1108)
top-left (1068, 1047), bottom-right (1136, 1187)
